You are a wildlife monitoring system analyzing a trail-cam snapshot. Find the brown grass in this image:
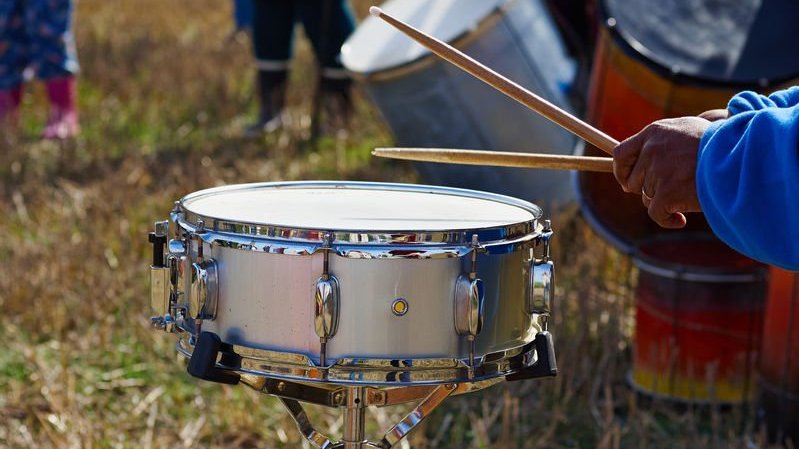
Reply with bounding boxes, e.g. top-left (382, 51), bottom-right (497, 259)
top-left (0, 1), bottom-right (780, 448)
